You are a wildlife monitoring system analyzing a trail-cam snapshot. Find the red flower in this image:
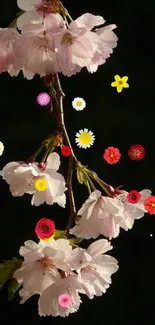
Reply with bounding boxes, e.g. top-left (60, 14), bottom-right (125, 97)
top-left (127, 190), bottom-right (141, 203)
top-left (103, 146), bottom-right (121, 164)
top-left (144, 196), bottom-right (155, 215)
top-left (128, 144), bottom-right (145, 161)
top-left (35, 218), bottom-right (55, 240)
top-left (61, 146), bottom-right (71, 156)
